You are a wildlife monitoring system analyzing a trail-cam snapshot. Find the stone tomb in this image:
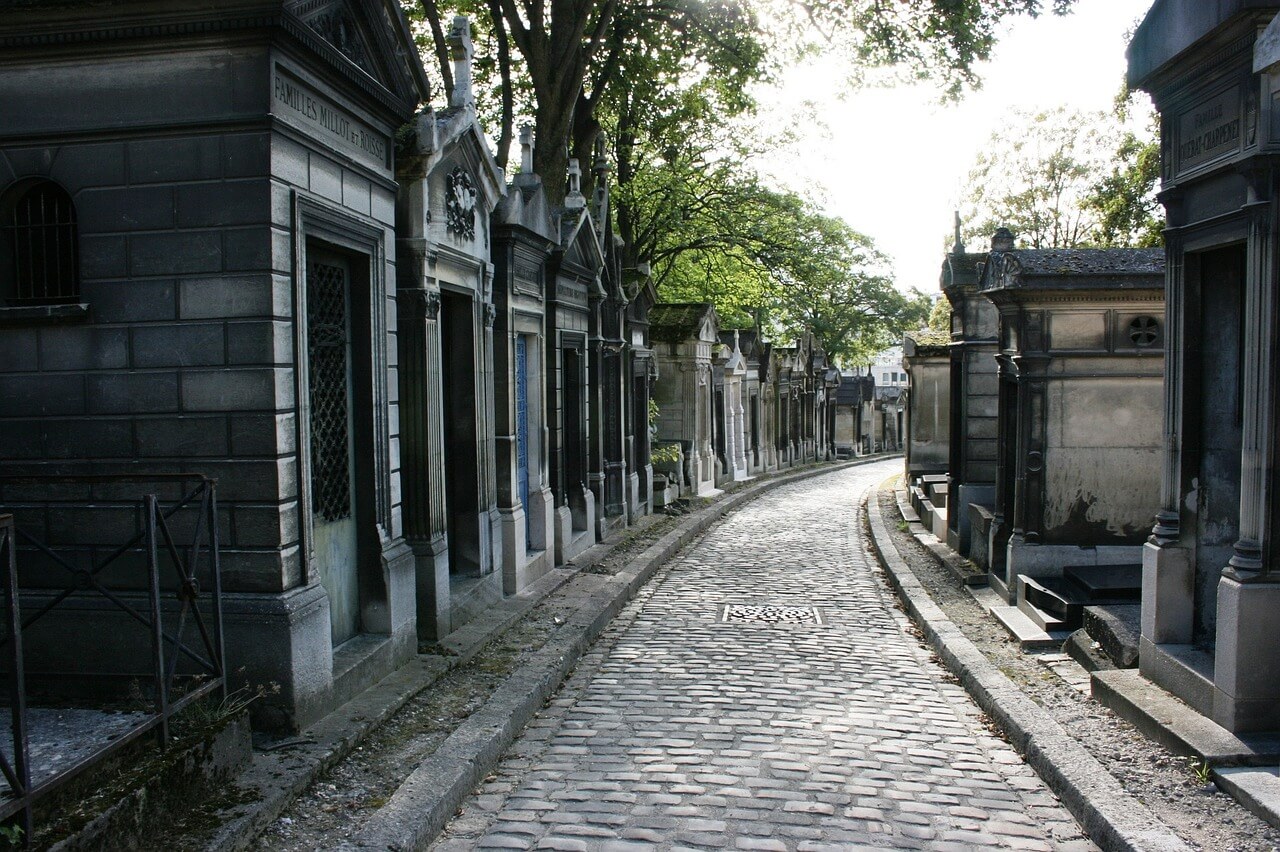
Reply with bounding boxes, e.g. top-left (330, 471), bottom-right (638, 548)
top-left (0, 0), bottom-right (430, 731)
top-left (395, 18), bottom-right (506, 639)
top-left (902, 329), bottom-right (951, 478)
top-left (650, 303), bottom-right (720, 496)
top-left (940, 227), bottom-right (1001, 557)
top-left (491, 128), bottom-right (558, 598)
top-left (547, 162), bottom-right (606, 562)
top-left (978, 245), bottom-right (1164, 617)
top-left (1128, 1), bottom-right (1280, 732)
